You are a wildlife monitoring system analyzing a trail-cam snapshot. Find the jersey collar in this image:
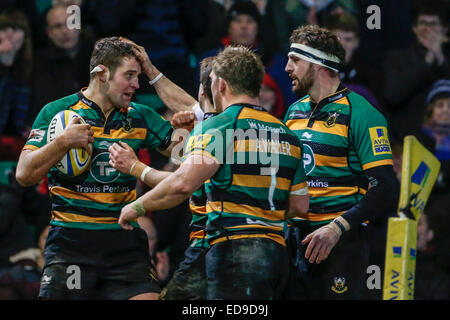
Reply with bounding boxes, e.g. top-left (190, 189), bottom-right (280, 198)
top-left (311, 84), bottom-right (349, 110)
